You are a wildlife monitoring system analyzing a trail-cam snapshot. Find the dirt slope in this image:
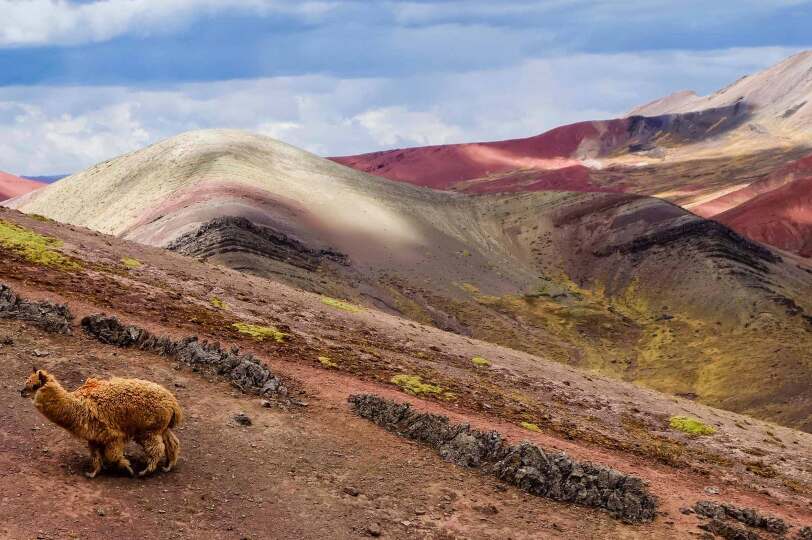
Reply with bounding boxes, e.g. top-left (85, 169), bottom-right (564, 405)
top-left (0, 208), bottom-right (810, 538)
top-left (0, 170), bottom-right (44, 201)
